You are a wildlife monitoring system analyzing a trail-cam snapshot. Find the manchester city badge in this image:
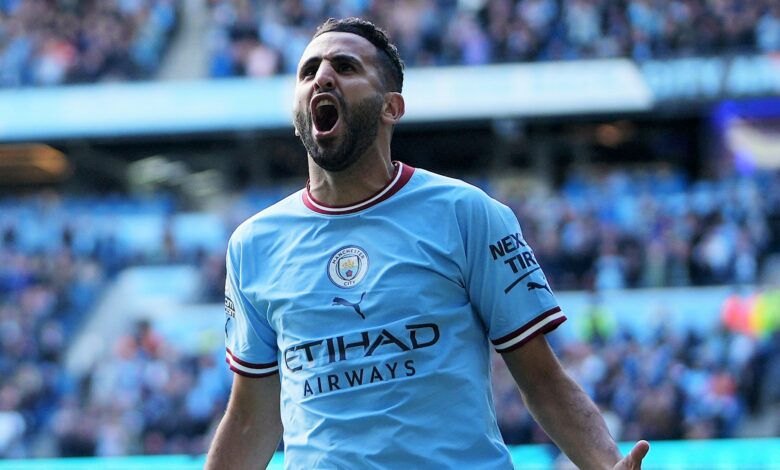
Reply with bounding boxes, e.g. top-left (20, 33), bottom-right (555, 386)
top-left (328, 246), bottom-right (369, 288)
